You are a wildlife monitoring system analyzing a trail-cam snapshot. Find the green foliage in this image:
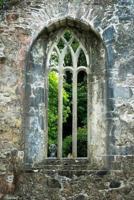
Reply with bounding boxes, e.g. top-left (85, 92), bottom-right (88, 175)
top-left (77, 127), bottom-right (87, 157)
top-left (71, 38), bottom-right (79, 52)
top-left (0, 0), bottom-right (3, 8)
top-left (64, 48), bottom-right (72, 66)
top-left (64, 30), bottom-right (72, 41)
top-left (63, 127), bottom-right (87, 157)
top-left (77, 75), bottom-right (87, 126)
top-left (63, 135), bottom-right (72, 157)
top-left (78, 49), bottom-right (87, 66)
top-left (48, 71), bottom-right (71, 145)
top-left (57, 39), bottom-right (65, 51)
top-left (48, 30), bottom-right (88, 157)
